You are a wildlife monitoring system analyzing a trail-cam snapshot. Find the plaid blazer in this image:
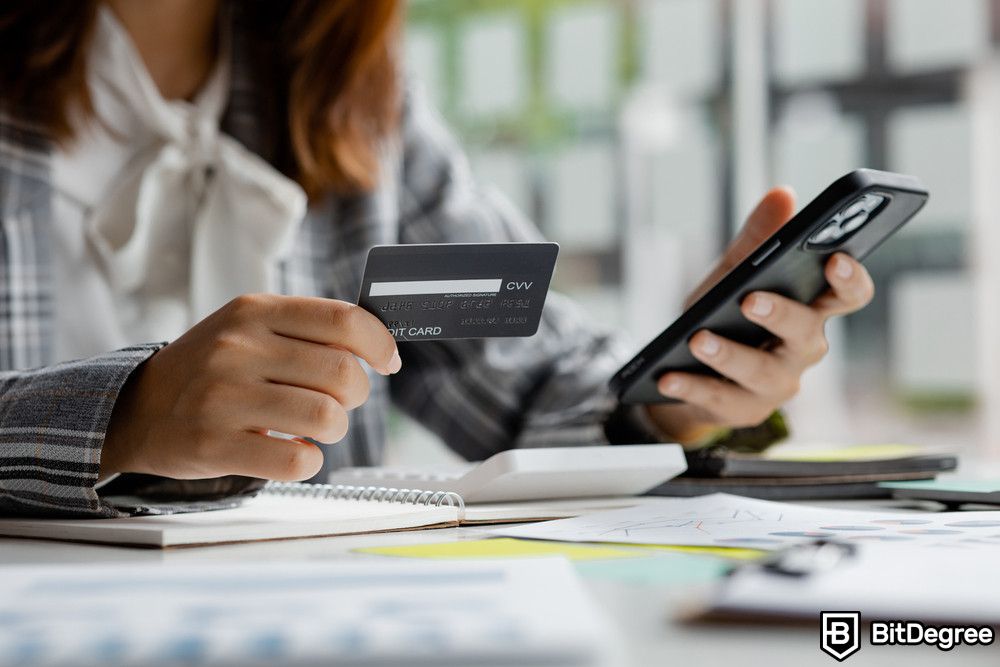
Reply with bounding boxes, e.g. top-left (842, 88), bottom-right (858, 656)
top-left (0, 13), bottom-right (643, 518)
